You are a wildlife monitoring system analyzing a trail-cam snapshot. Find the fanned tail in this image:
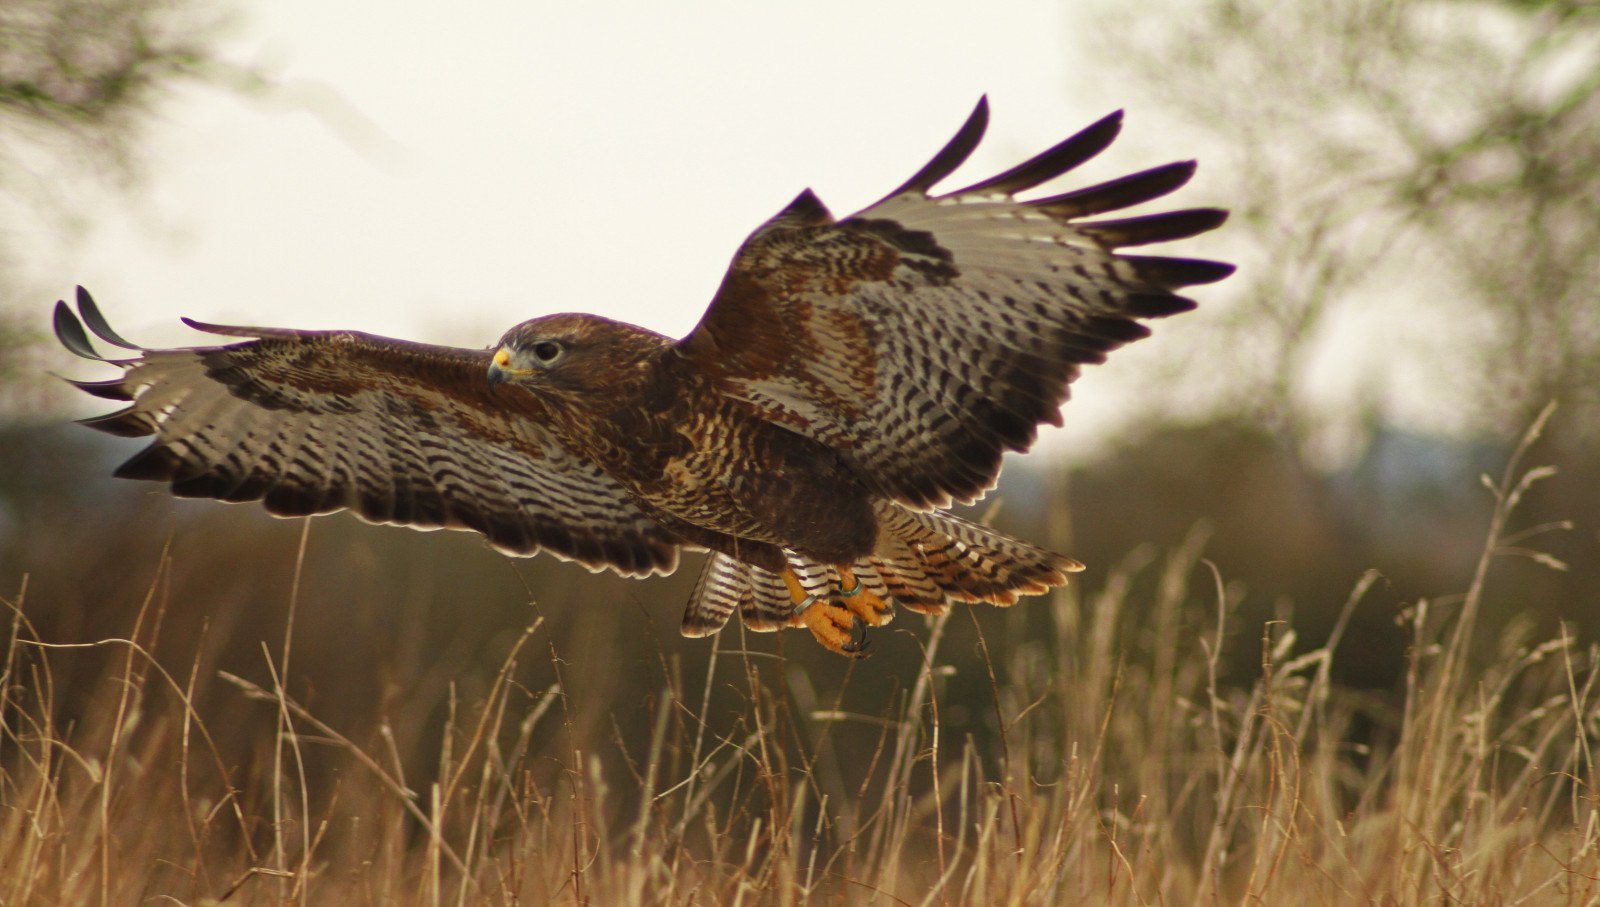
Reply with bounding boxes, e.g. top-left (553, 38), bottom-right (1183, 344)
top-left (870, 504), bottom-right (1082, 609)
top-left (678, 503), bottom-right (1082, 637)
